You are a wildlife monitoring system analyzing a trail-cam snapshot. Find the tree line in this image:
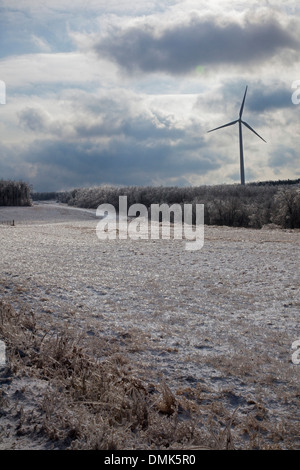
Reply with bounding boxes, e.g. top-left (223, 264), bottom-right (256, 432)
top-left (0, 179), bottom-right (32, 206)
top-left (32, 181), bottom-right (300, 229)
